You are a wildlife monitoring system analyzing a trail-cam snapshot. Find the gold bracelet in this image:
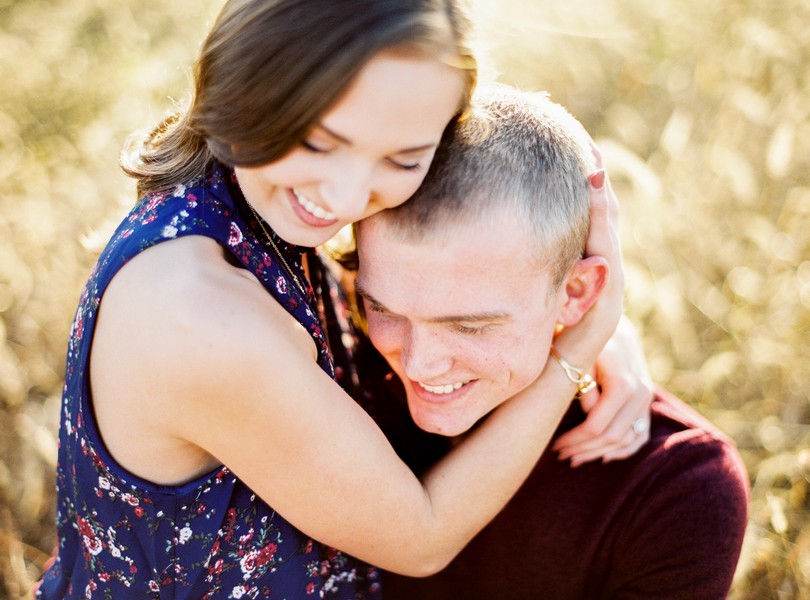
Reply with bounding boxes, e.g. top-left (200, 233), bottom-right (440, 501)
top-left (550, 346), bottom-right (597, 396)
